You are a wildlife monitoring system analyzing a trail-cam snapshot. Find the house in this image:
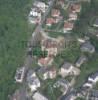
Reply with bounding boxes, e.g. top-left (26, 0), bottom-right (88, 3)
top-left (57, 0), bottom-right (65, 7)
top-left (77, 36), bottom-right (90, 43)
top-left (28, 8), bottom-right (41, 24)
top-left (77, 87), bottom-right (89, 97)
top-left (54, 78), bottom-right (70, 94)
top-left (88, 72), bottom-right (98, 83)
top-left (83, 72), bottom-right (98, 89)
top-left (59, 62), bottom-right (74, 77)
top-left (80, 41), bottom-right (95, 53)
top-left (32, 92), bottom-right (48, 100)
top-left (75, 55), bottom-right (87, 67)
top-left (41, 38), bottom-right (58, 56)
top-left (29, 8), bottom-right (41, 17)
top-left (51, 9), bottom-right (60, 17)
top-left (87, 90), bottom-right (98, 100)
top-left (38, 57), bottom-right (53, 67)
top-left (63, 21), bottom-right (74, 33)
top-left (15, 67), bottom-right (26, 83)
top-left (26, 70), bottom-right (40, 92)
top-left (48, 67), bottom-right (57, 79)
top-left (83, 81), bottom-right (93, 89)
top-left (59, 62), bottom-right (80, 77)
top-left (29, 16), bottom-right (41, 24)
top-left (42, 38), bottom-right (57, 49)
top-left (38, 67), bottom-right (57, 80)
top-left (93, 18), bottom-right (98, 27)
top-left (46, 18), bottom-right (55, 26)
top-left (69, 3), bottom-right (81, 13)
top-left (68, 12), bottom-right (78, 21)
top-left (60, 91), bottom-right (77, 100)
top-left (33, 1), bottom-right (47, 13)
top-left (38, 67), bottom-right (49, 80)
top-left (38, 38), bottom-right (58, 67)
